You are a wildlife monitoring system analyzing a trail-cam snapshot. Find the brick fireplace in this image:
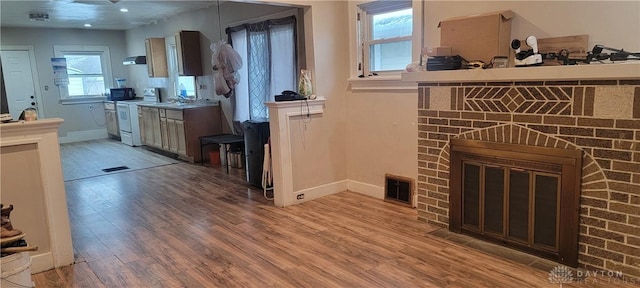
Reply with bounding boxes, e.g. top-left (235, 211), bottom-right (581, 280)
top-left (411, 65), bottom-right (640, 278)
